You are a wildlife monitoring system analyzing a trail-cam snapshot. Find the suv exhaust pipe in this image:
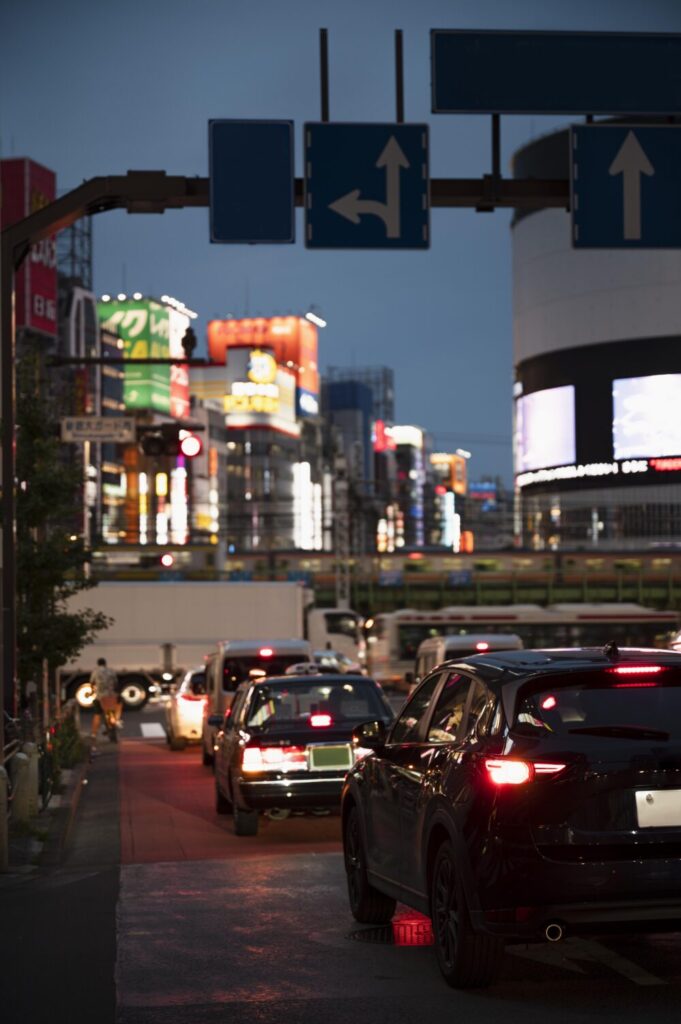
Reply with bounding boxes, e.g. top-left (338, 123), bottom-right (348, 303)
top-left (545, 922), bottom-right (564, 943)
